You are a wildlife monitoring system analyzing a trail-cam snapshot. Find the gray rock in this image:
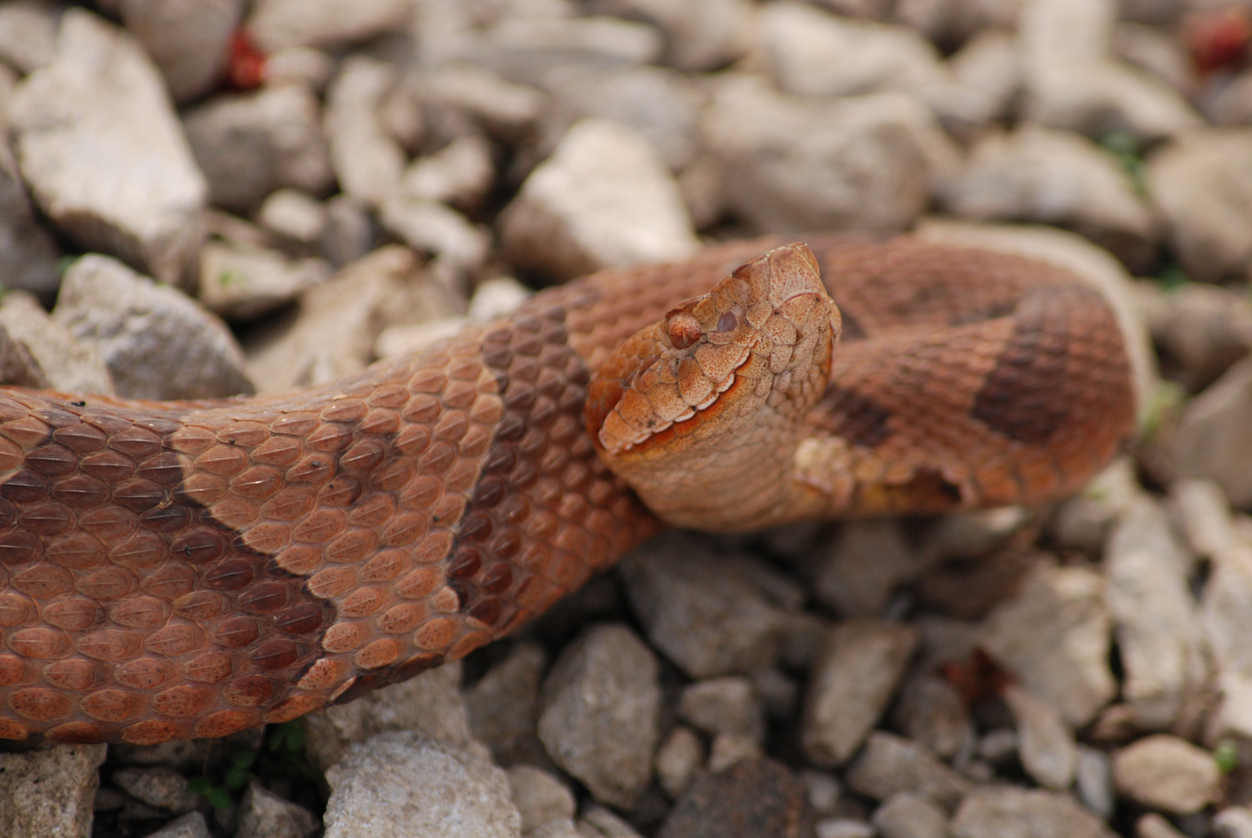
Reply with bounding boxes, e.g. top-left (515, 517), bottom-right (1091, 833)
top-left (0, 2), bottom-right (57, 73)
top-left (417, 65), bottom-right (546, 144)
top-left (618, 532), bottom-right (788, 679)
top-left (799, 769), bottom-right (842, 817)
top-left (401, 134), bottom-right (496, 212)
top-left (700, 75), bottom-right (958, 234)
top-left (1112, 734), bottom-right (1221, 814)
top-left (235, 782), bottom-right (319, 838)
top-left (466, 641), bottom-right (549, 768)
top-left (243, 245), bottom-right (463, 393)
top-left (119, 0), bottom-right (245, 103)
top-left (375, 316), bottom-right (471, 360)
top-left (469, 276), bottom-right (531, 322)
top-left (1215, 807), bottom-right (1252, 838)
top-left (892, 0), bottom-right (1023, 46)
top-left (678, 677), bottom-right (765, 742)
top-left (112, 766), bottom-right (198, 814)
top-left (507, 766), bottom-right (575, 833)
top-left (0, 291), bottom-right (113, 394)
top-left (947, 31), bottom-right (1024, 126)
top-left (1103, 498), bottom-right (1209, 731)
top-left (891, 674), bottom-right (973, 760)
top-left (817, 820), bottom-right (875, 838)
top-left (845, 732), bottom-right (972, 809)
top-left (577, 805), bottom-right (645, 838)
top-left (707, 732), bottom-right (765, 773)
top-left (1051, 458), bottom-right (1143, 554)
top-left (812, 519), bottom-right (923, 618)
top-left (1076, 747), bottom-right (1115, 821)
top-left (184, 83), bottom-right (335, 215)
top-left (1136, 281), bottom-right (1252, 392)
top-left (538, 64), bottom-right (704, 173)
top-left (530, 820), bottom-right (581, 838)
top-left (1206, 69), bottom-right (1252, 127)
top-left (655, 726), bottom-right (703, 800)
top-left (9, 9), bottom-right (207, 287)
top-left (320, 195), bottom-right (376, 267)
top-left (257, 188), bottom-right (329, 245)
top-left (802, 620), bottom-right (920, 767)
top-left (304, 660), bottom-right (471, 774)
top-left (656, 758), bottom-right (812, 838)
top-left (0, 744), bottom-right (105, 838)
top-left (756, 3), bottom-right (947, 100)
top-left (324, 731), bottom-right (521, 838)
top-left (377, 198), bottom-right (490, 276)
top-left (978, 561), bottom-right (1115, 727)
top-left (199, 239), bottom-right (332, 321)
top-left (263, 46), bottom-right (337, 92)
top-left (1136, 813), bottom-right (1189, 838)
top-left (453, 16), bottom-right (663, 88)
top-left (977, 729), bottom-right (1019, 766)
top-left (246, 0), bottom-right (415, 52)
top-left (950, 787), bottom-right (1116, 838)
top-left (1173, 356), bottom-right (1252, 509)
top-left (587, 0), bottom-right (751, 71)
top-left (1021, 0), bottom-right (1201, 142)
top-left (1148, 130), bottom-right (1252, 284)
top-left (324, 56), bottom-right (407, 206)
top-left (938, 125), bottom-right (1157, 270)
top-left (873, 792), bottom-right (948, 838)
top-left (1004, 686), bottom-right (1079, 790)
top-left (537, 623), bottom-right (660, 808)
top-left (500, 118), bottom-right (699, 283)
top-left (53, 254), bottom-right (253, 399)
top-left (0, 138), bottom-right (61, 299)
top-left (1111, 21), bottom-right (1192, 94)
top-left (146, 811), bottom-right (213, 838)
top-left (1204, 542), bottom-right (1252, 742)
